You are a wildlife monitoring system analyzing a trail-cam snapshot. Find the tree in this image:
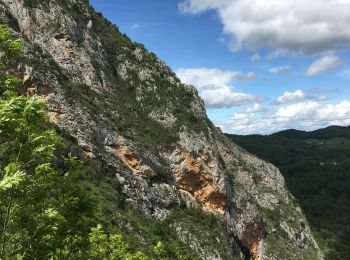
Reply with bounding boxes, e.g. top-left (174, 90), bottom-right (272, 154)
top-left (0, 24), bottom-right (150, 259)
top-left (0, 25), bottom-right (22, 95)
top-left (88, 224), bottom-right (148, 260)
top-left (0, 24), bottom-right (95, 259)
top-left (0, 93), bottom-right (101, 259)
